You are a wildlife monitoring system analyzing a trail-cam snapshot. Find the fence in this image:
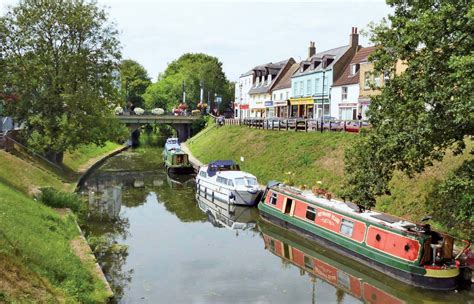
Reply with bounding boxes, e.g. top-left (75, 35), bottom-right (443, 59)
top-left (231, 117), bottom-right (369, 133)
